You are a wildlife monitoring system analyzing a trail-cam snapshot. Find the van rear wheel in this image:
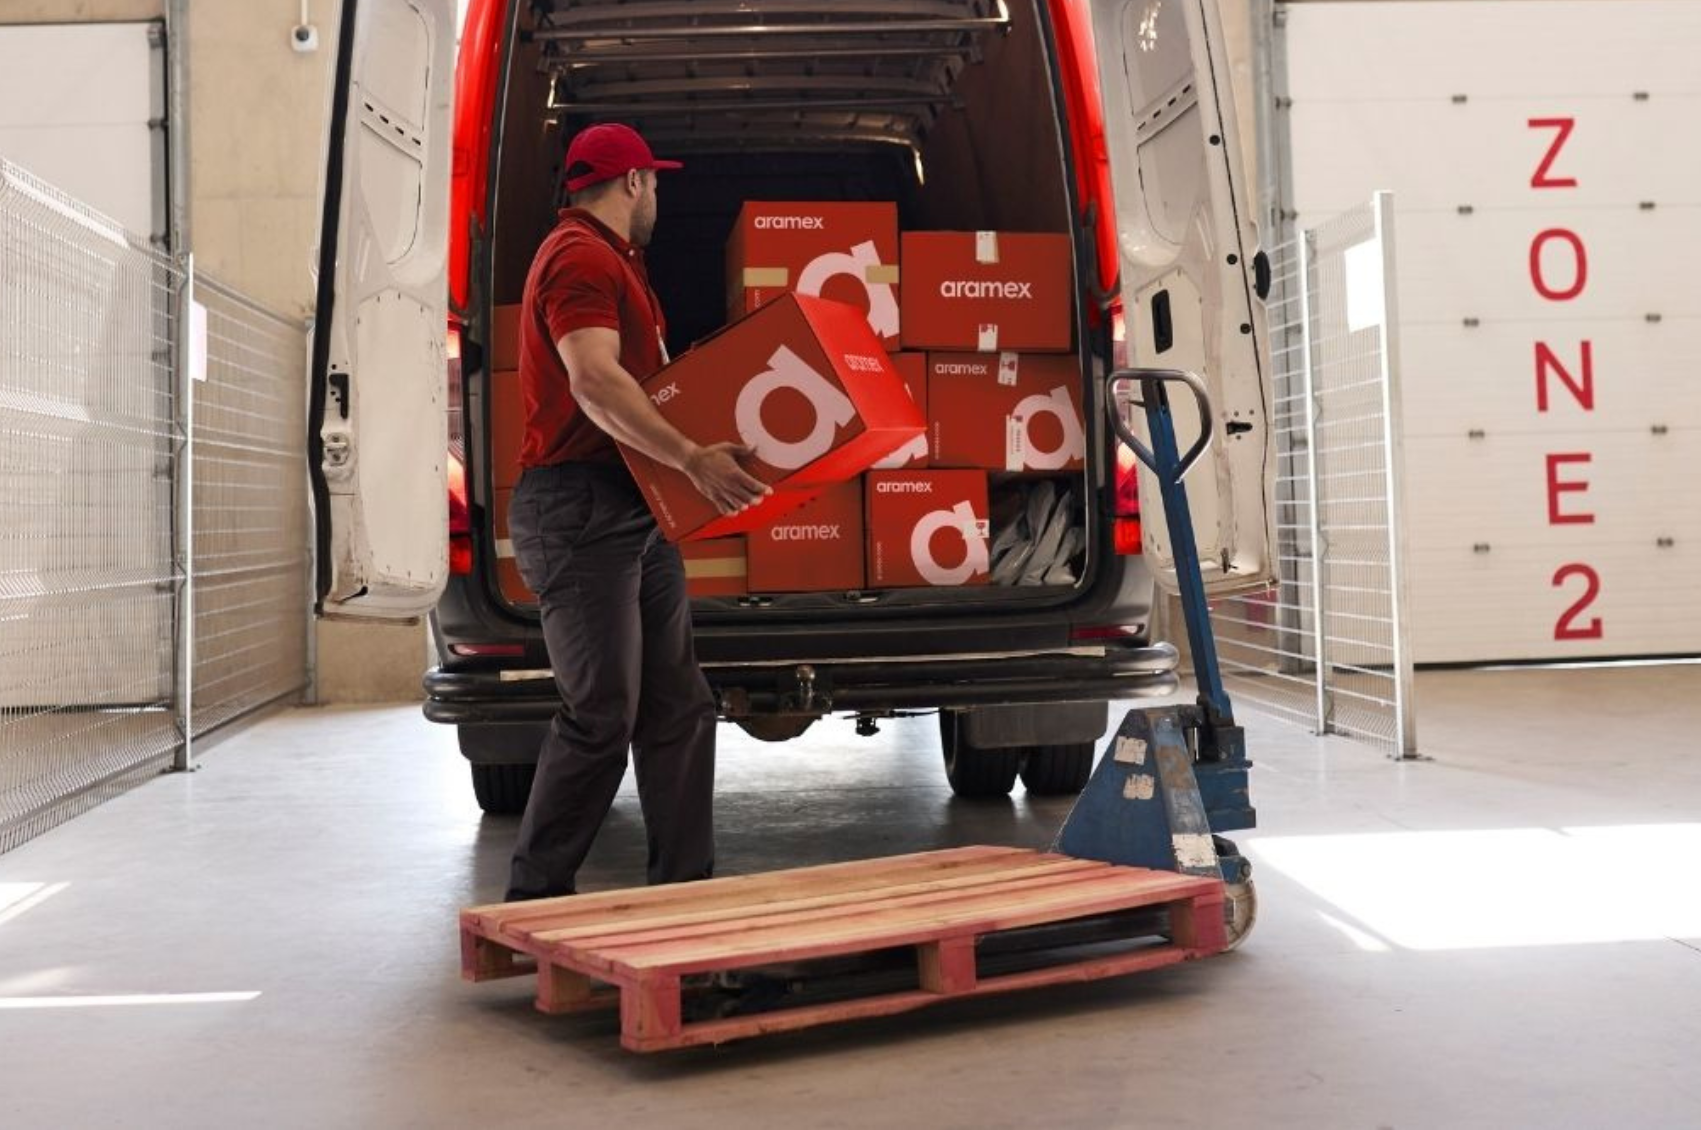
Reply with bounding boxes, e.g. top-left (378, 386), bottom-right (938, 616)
top-left (1019, 742), bottom-right (1096, 795)
top-left (471, 763), bottom-right (535, 815)
top-left (939, 714), bottom-right (1022, 798)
